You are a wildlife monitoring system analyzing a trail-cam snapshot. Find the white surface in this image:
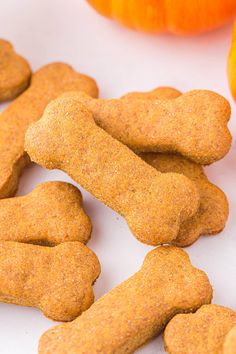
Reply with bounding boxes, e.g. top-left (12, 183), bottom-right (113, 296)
top-left (0, 1), bottom-right (236, 353)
